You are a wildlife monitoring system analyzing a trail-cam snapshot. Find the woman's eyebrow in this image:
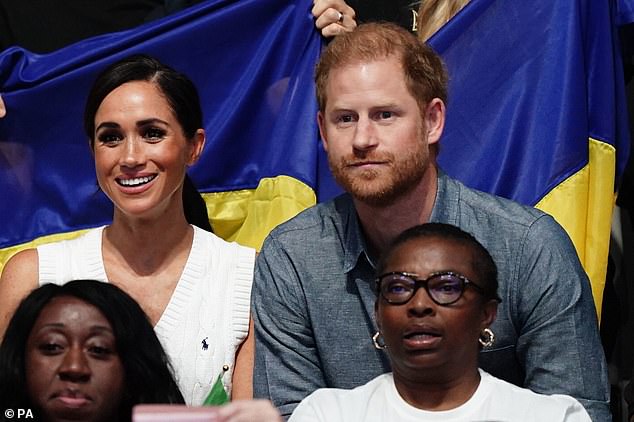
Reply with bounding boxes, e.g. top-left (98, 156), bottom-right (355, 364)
top-left (137, 118), bottom-right (169, 127)
top-left (95, 122), bottom-right (120, 132)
